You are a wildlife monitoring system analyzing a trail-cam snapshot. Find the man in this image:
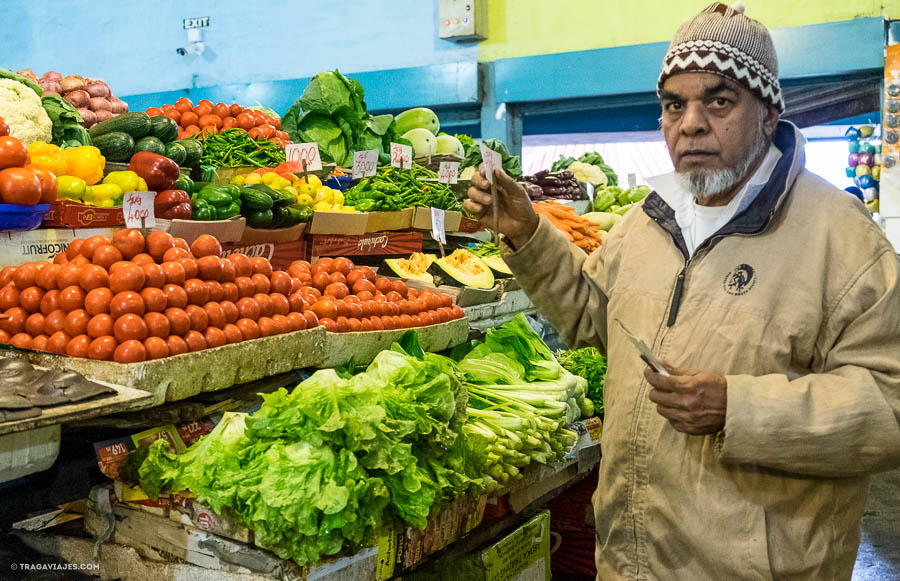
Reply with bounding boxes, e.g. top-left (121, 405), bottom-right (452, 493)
top-left (467, 3), bottom-right (900, 579)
